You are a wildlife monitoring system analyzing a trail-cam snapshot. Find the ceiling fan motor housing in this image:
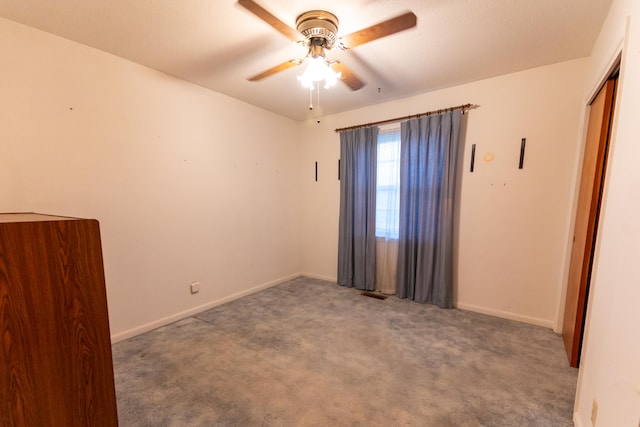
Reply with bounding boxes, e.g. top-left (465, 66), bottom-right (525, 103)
top-left (296, 10), bottom-right (339, 49)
